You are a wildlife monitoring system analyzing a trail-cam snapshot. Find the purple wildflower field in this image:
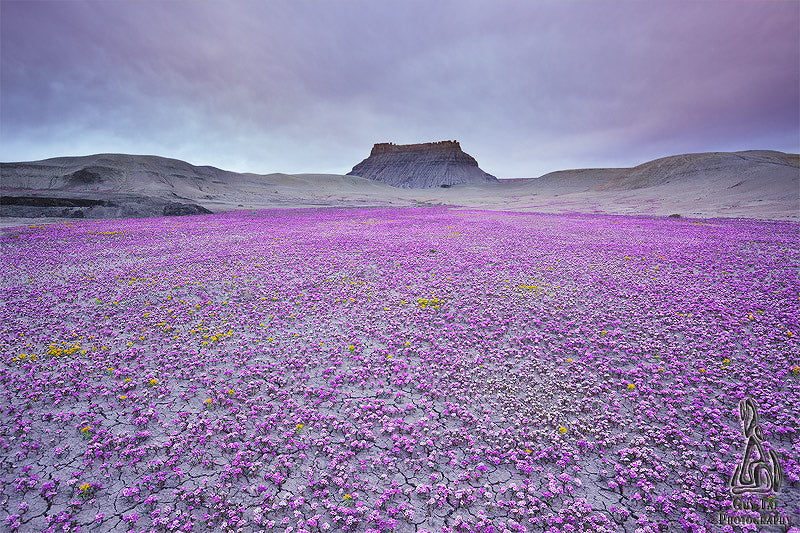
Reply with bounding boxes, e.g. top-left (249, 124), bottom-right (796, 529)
top-left (0, 207), bottom-right (798, 533)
